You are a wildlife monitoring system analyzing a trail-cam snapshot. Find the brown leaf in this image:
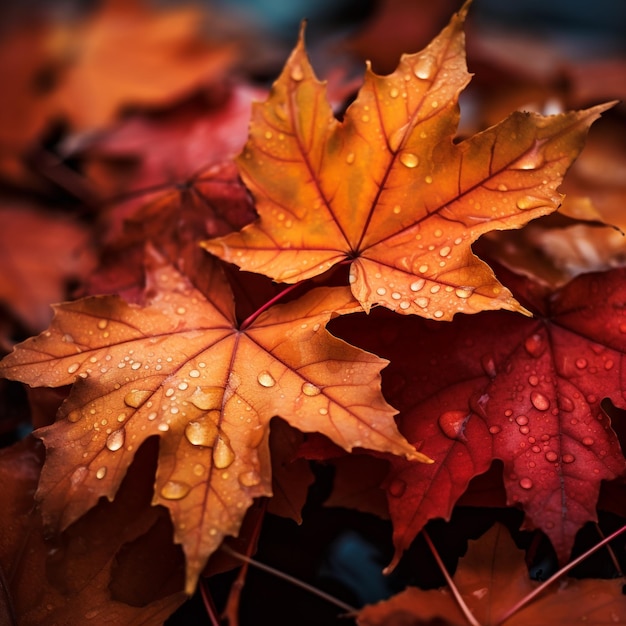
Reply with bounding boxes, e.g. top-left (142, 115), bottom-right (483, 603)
top-left (358, 523), bottom-right (626, 626)
top-left (0, 252), bottom-right (424, 594)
